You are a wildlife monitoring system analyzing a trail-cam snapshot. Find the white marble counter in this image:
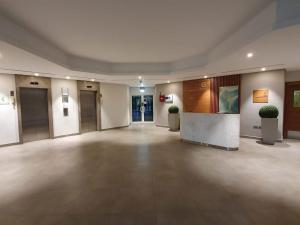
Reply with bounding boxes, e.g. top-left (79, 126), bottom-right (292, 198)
top-left (180, 113), bottom-right (240, 150)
